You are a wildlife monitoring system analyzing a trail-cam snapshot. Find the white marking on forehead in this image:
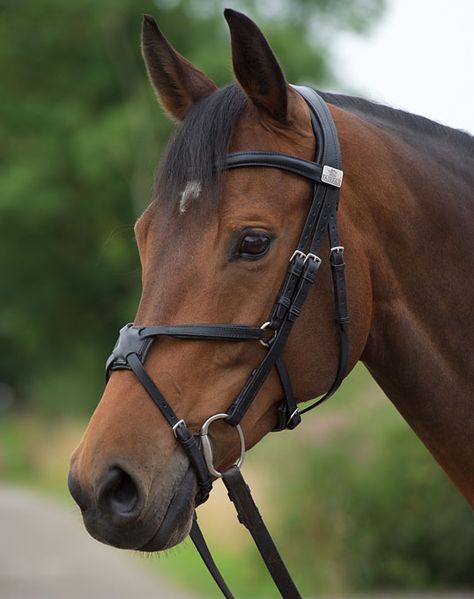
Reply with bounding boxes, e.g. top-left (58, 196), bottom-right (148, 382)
top-left (179, 180), bottom-right (202, 213)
